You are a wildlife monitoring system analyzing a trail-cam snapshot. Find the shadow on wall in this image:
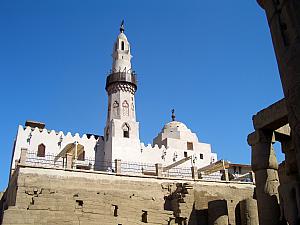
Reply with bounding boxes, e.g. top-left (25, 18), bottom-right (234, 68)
top-left (188, 204), bottom-right (208, 225)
